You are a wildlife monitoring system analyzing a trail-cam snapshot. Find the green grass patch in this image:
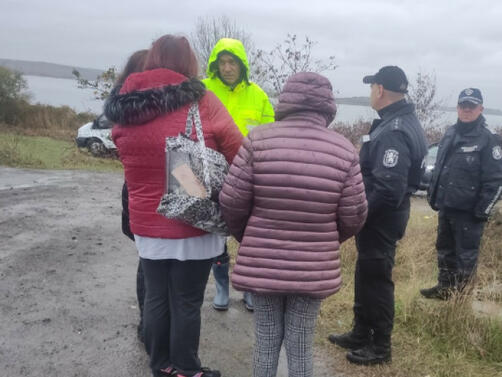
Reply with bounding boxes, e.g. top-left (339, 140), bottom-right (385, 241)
top-left (0, 131), bottom-right (122, 171)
